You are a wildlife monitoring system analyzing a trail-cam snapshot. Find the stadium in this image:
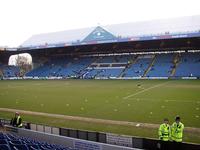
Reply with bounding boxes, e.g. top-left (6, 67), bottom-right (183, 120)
top-left (0, 15), bottom-right (200, 150)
